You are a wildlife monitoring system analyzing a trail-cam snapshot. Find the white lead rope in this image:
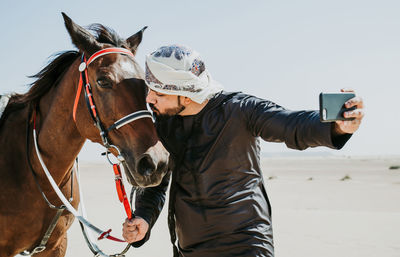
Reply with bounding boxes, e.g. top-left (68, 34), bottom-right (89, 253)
top-left (75, 162), bottom-right (108, 256)
top-left (32, 128), bottom-right (125, 257)
top-left (76, 162), bottom-right (130, 257)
